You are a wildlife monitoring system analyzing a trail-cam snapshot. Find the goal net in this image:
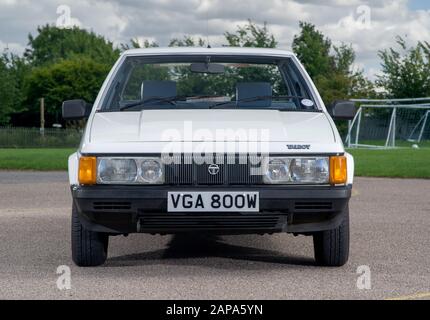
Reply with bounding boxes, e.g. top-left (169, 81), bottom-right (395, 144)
top-left (345, 98), bottom-right (430, 149)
